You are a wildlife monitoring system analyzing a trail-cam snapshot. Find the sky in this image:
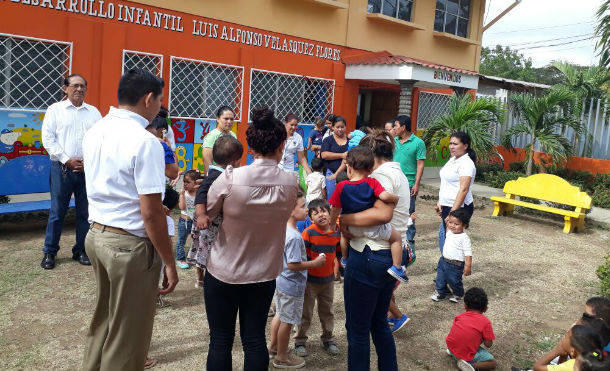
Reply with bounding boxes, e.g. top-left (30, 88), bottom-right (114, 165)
top-left (482, 0), bottom-right (602, 67)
